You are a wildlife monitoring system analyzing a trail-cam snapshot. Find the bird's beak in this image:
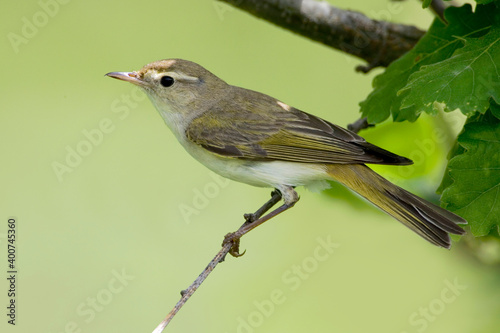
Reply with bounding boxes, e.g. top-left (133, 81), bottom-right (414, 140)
top-left (105, 71), bottom-right (144, 86)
